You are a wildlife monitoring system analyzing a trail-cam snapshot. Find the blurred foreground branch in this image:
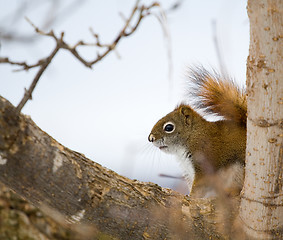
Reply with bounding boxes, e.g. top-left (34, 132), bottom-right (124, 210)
top-left (0, 95), bottom-right (244, 239)
top-left (0, 1), bottom-right (159, 113)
